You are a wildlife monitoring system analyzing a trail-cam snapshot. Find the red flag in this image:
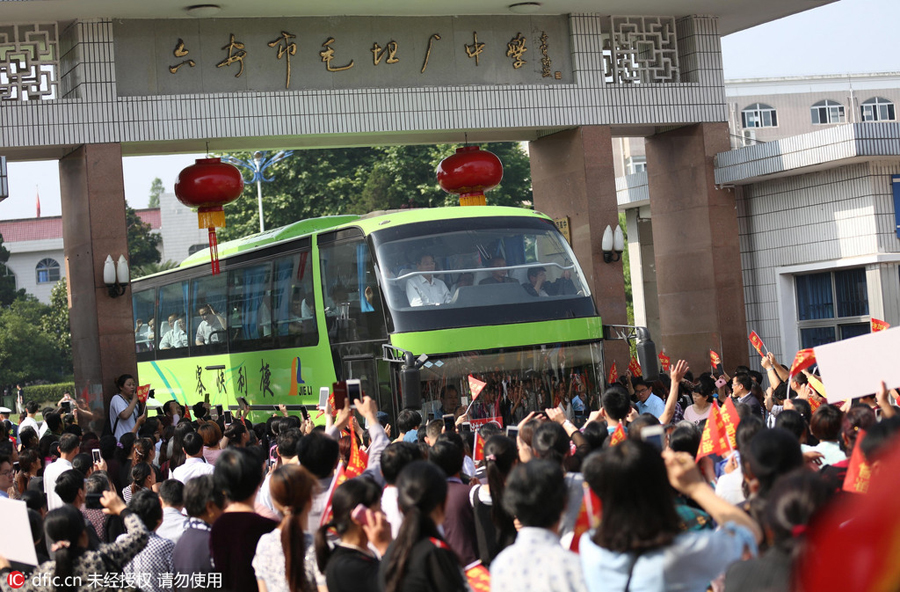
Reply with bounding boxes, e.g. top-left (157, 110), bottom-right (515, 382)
top-left (472, 430), bottom-right (484, 463)
top-left (748, 331), bottom-right (766, 356)
top-left (607, 362), bottom-right (618, 385)
top-left (136, 384), bottom-right (151, 404)
top-left (628, 356), bottom-right (642, 378)
top-left (871, 318), bottom-right (891, 332)
top-left (36, 187), bottom-right (41, 218)
top-left (608, 423), bottom-right (626, 446)
top-left (319, 463), bottom-right (348, 527)
top-left (468, 375), bottom-right (487, 401)
top-left (789, 349), bottom-right (816, 377)
top-left (658, 352), bottom-right (671, 372)
top-left (696, 403), bottom-right (731, 460)
top-left (808, 395), bottom-right (823, 414)
top-left (721, 396), bottom-right (741, 450)
top-left (570, 483), bottom-right (602, 553)
top-left (799, 432), bottom-right (900, 592)
top-left (842, 430), bottom-right (871, 494)
top-left (709, 350), bottom-right (722, 370)
top-left (465, 563), bottom-right (491, 592)
top-left (345, 423), bottom-right (368, 478)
